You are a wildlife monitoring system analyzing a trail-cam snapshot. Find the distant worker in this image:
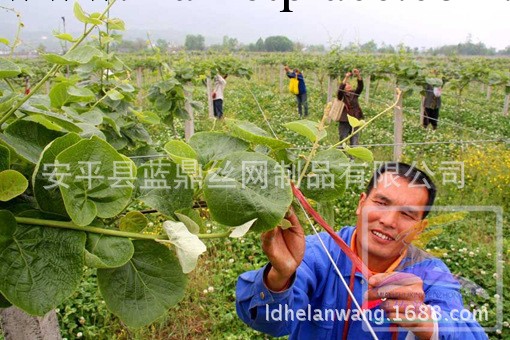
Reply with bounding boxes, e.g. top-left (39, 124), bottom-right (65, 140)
top-left (337, 69), bottom-right (364, 146)
top-left (423, 82), bottom-right (442, 130)
top-left (212, 74), bottom-right (228, 119)
top-left (285, 65), bottom-right (308, 118)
